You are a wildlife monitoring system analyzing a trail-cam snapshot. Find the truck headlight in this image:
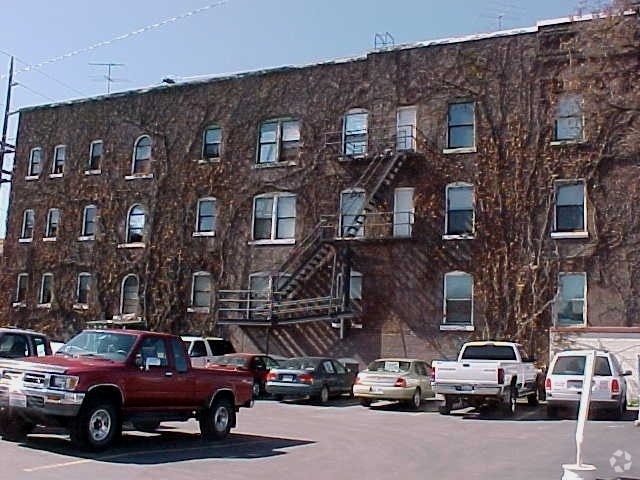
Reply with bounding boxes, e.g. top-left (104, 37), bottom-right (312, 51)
top-left (50, 375), bottom-right (79, 391)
